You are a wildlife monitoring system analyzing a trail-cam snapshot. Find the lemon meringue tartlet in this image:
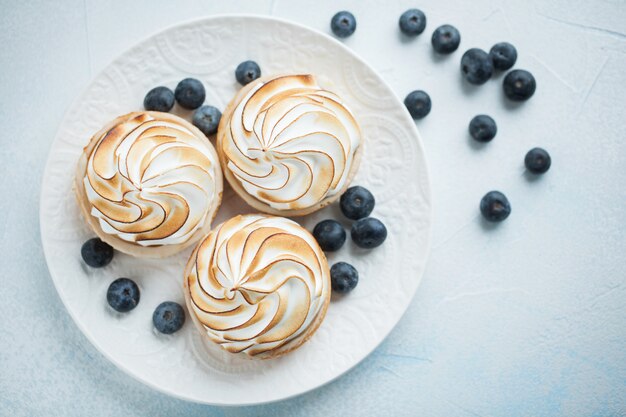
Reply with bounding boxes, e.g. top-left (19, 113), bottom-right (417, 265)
top-left (217, 74), bottom-right (362, 216)
top-left (184, 214), bottom-right (331, 359)
top-left (75, 111), bottom-right (223, 258)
